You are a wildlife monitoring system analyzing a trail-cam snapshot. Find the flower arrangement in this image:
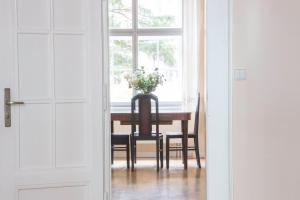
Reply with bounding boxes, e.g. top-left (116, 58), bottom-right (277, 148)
top-left (124, 67), bottom-right (166, 94)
